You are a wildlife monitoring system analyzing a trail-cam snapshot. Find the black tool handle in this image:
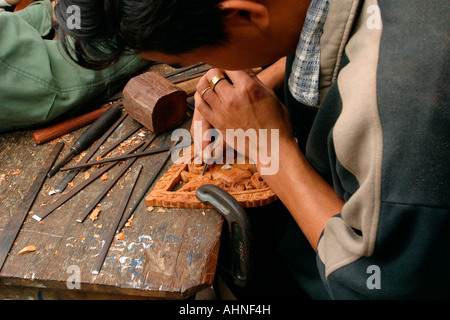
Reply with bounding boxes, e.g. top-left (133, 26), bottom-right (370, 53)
top-left (196, 184), bottom-right (252, 288)
top-left (71, 105), bottom-right (122, 154)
